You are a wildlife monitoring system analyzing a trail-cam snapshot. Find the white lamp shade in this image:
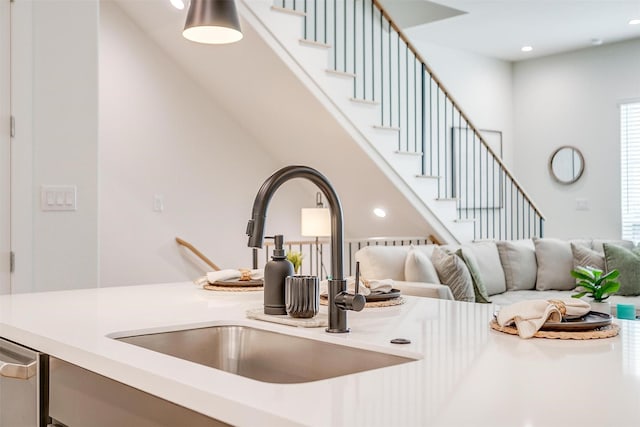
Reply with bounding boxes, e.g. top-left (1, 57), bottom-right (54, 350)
top-left (301, 208), bottom-right (331, 237)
